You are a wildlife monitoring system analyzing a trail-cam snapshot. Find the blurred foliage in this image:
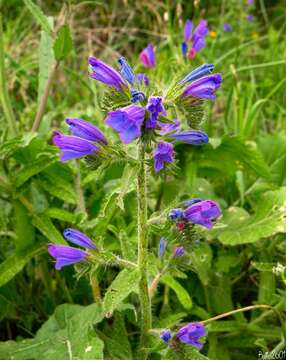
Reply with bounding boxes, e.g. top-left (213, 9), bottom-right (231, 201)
top-left (0, 0), bottom-right (286, 359)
